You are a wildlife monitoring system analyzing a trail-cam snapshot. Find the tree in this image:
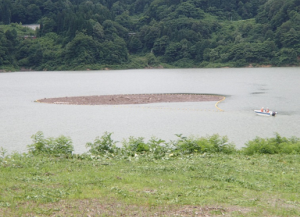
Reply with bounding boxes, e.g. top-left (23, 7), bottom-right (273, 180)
top-left (0, 31), bottom-right (10, 65)
top-left (93, 22), bottom-right (104, 41)
top-left (115, 11), bottom-right (133, 30)
top-left (11, 4), bottom-right (26, 23)
top-left (191, 40), bottom-right (211, 62)
top-left (128, 36), bottom-right (143, 53)
top-left (42, 0), bottom-right (56, 14)
top-left (39, 17), bottom-right (56, 35)
top-left (103, 20), bottom-right (128, 40)
top-left (282, 28), bottom-right (300, 48)
top-left (265, 30), bottom-right (275, 40)
top-left (141, 25), bottom-right (161, 50)
top-left (165, 42), bottom-right (182, 61)
top-left (146, 53), bottom-right (159, 66)
top-left (64, 32), bottom-right (100, 65)
top-left (277, 48), bottom-right (297, 65)
top-left (102, 35), bottom-right (128, 64)
top-left (175, 2), bottom-right (204, 19)
top-left (26, 4), bottom-right (42, 24)
top-left (153, 36), bottom-right (169, 56)
top-left (111, 1), bottom-right (125, 16)
top-left (16, 39), bottom-right (43, 67)
top-left (1, 0), bottom-right (11, 24)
